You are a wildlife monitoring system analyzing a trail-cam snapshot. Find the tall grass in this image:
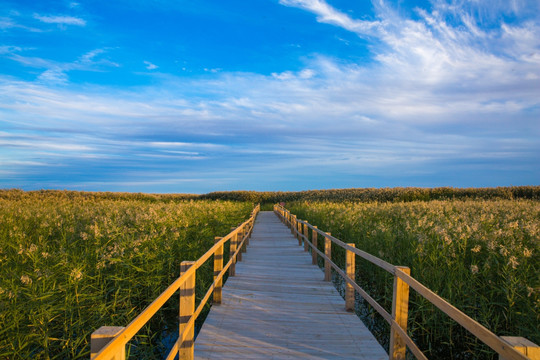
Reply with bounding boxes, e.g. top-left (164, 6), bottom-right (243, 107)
top-left (0, 191), bottom-right (253, 359)
top-left (288, 199), bottom-right (539, 359)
